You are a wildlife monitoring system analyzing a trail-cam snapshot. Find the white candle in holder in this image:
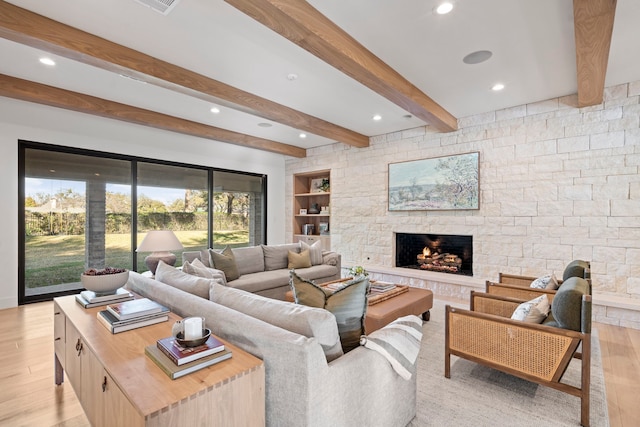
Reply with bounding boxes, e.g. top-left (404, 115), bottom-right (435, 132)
top-left (183, 317), bottom-right (202, 340)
